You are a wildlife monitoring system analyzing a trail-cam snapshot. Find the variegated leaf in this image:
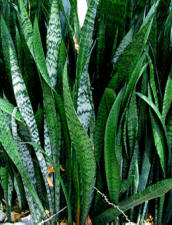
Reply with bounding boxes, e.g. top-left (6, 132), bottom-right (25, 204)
top-left (46, 0), bottom-right (62, 88)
